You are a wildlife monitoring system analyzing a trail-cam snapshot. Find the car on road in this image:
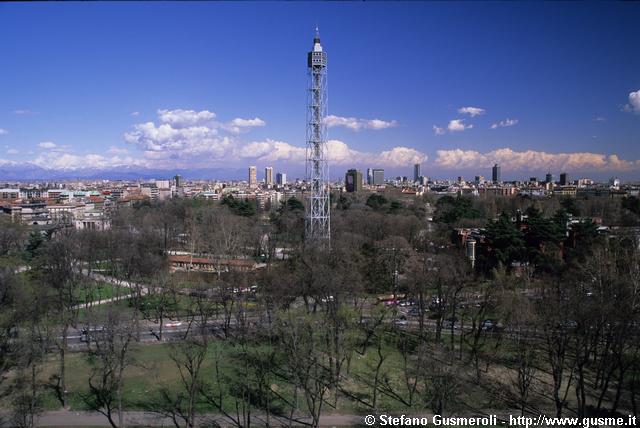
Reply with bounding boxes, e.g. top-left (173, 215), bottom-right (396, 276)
top-left (80, 325), bottom-right (105, 342)
top-left (482, 319), bottom-right (504, 332)
top-left (165, 321), bottom-right (183, 328)
top-left (428, 300), bottom-right (442, 312)
top-left (443, 316), bottom-right (458, 329)
top-left (482, 319), bottom-right (495, 331)
top-left (377, 294), bottom-right (406, 305)
top-left (393, 318), bottom-right (409, 326)
top-left (407, 308), bottom-right (422, 317)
